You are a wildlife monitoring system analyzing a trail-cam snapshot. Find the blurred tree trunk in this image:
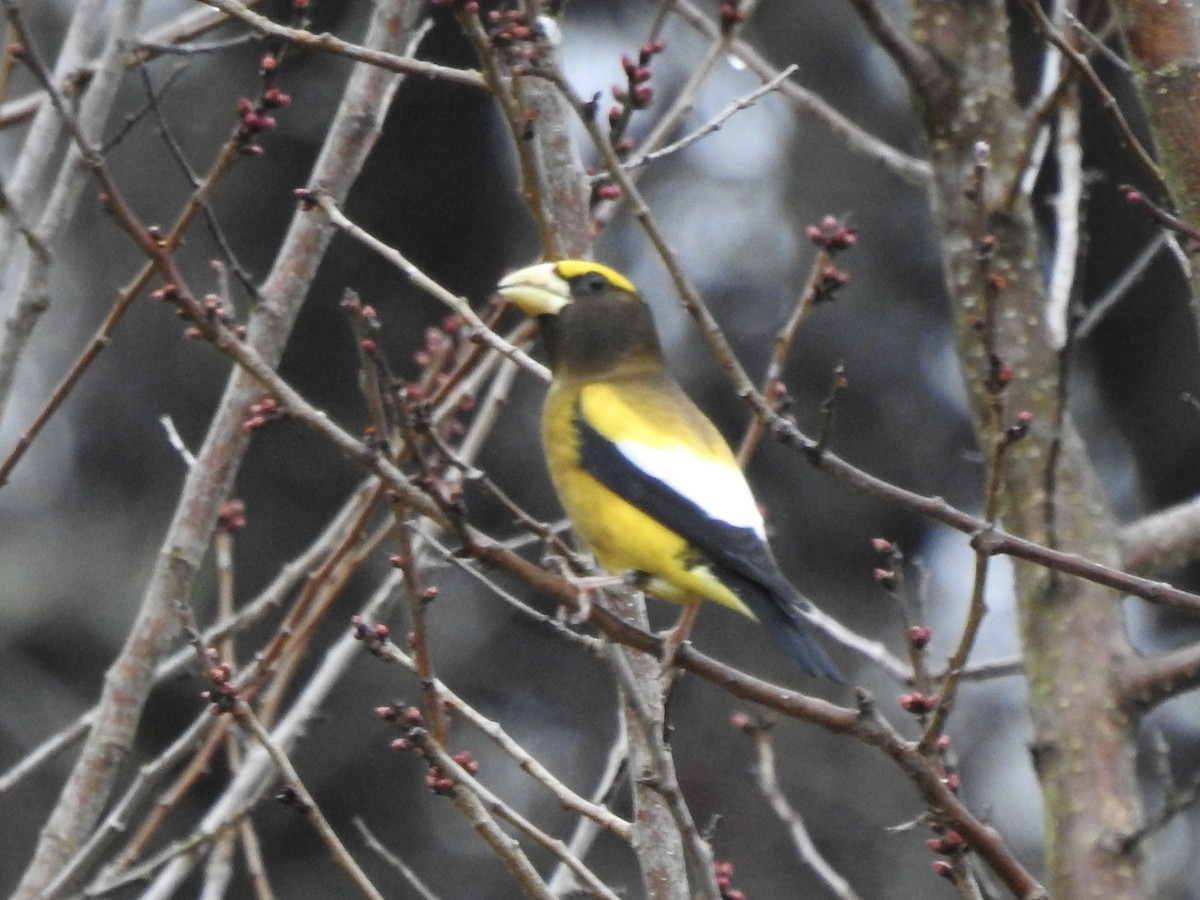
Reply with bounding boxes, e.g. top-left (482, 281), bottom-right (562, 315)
top-left (909, 1), bottom-right (1144, 896)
